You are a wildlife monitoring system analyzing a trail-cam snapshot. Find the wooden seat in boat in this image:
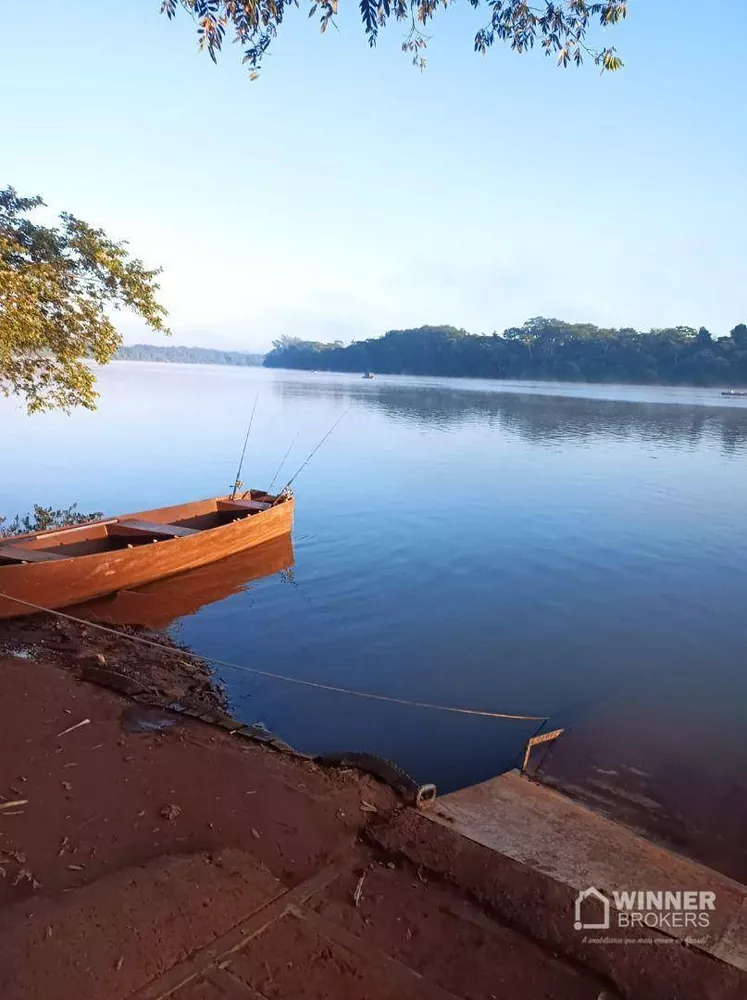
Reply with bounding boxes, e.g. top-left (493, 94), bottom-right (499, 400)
top-left (112, 519), bottom-right (200, 538)
top-left (0, 544), bottom-right (66, 563)
top-left (217, 499), bottom-right (272, 513)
